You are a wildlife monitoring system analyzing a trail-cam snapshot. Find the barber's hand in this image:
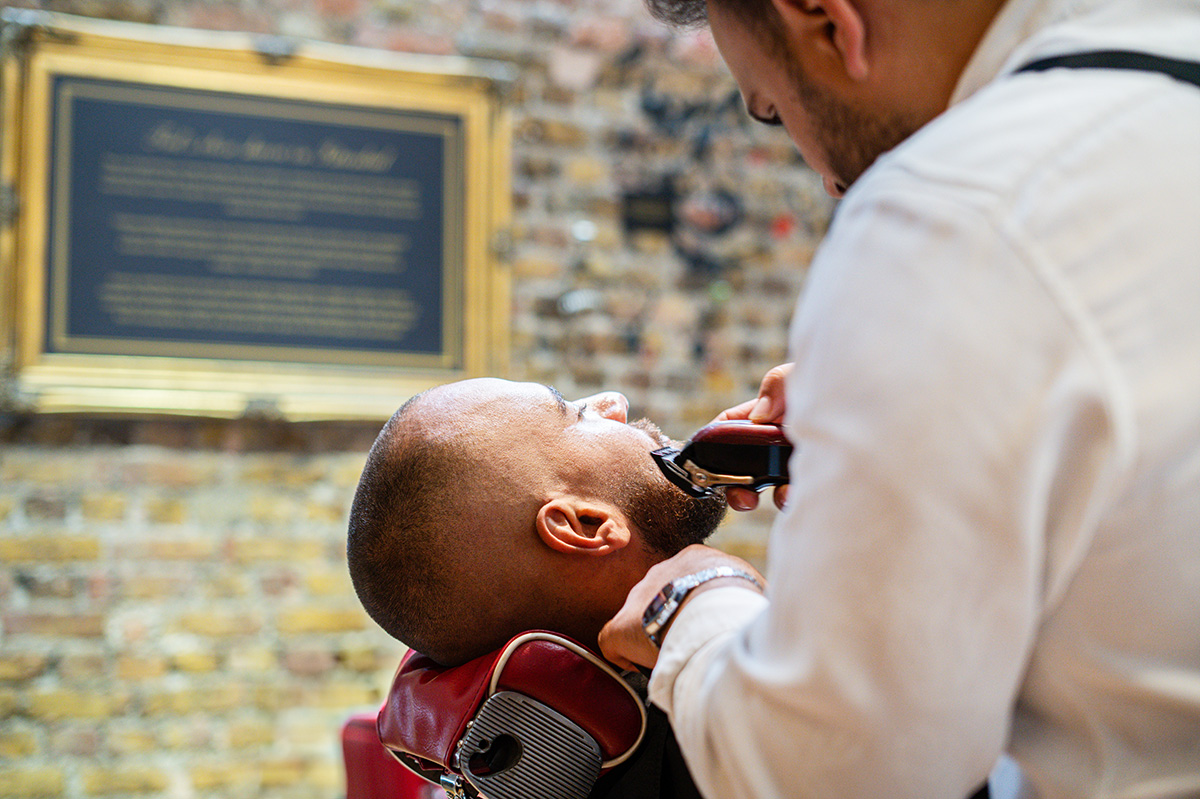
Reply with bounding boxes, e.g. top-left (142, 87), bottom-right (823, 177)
top-left (599, 544), bottom-right (765, 671)
top-left (713, 363), bottom-right (793, 511)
